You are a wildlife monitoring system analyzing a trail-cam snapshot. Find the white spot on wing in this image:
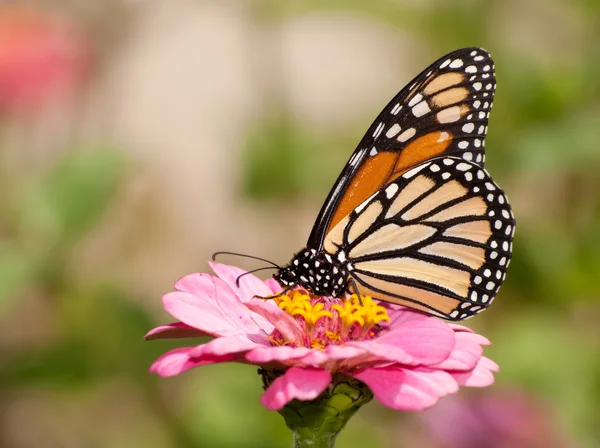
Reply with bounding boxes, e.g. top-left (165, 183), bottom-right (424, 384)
top-left (385, 183), bottom-right (399, 198)
top-left (397, 128), bottom-right (416, 142)
top-left (408, 93), bottom-right (423, 107)
top-left (462, 123), bottom-right (475, 133)
top-left (348, 151), bottom-right (361, 167)
top-left (437, 106), bottom-right (463, 123)
top-left (412, 101), bottom-right (431, 117)
top-left (385, 123), bottom-right (401, 138)
top-left (403, 163), bottom-right (430, 178)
